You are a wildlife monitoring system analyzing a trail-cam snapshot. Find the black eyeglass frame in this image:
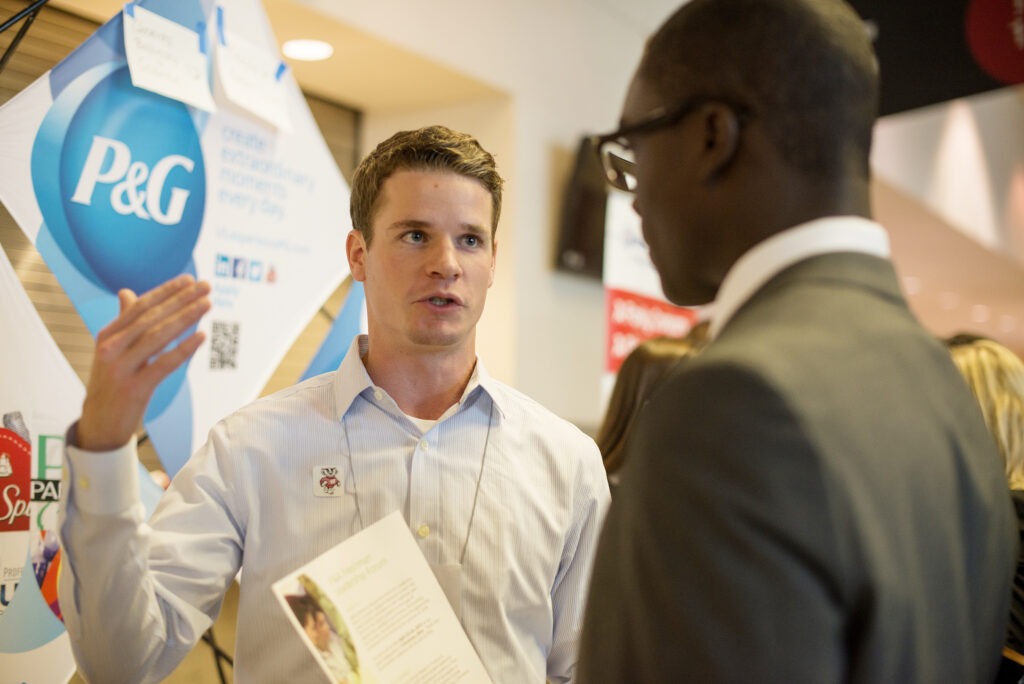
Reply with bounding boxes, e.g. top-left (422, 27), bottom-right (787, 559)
top-left (589, 95), bottom-right (753, 193)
